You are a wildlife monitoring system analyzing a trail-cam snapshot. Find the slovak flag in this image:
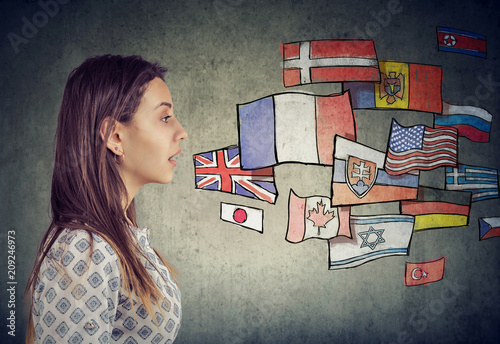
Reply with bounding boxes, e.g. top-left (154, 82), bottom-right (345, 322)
top-left (194, 146), bottom-right (277, 204)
